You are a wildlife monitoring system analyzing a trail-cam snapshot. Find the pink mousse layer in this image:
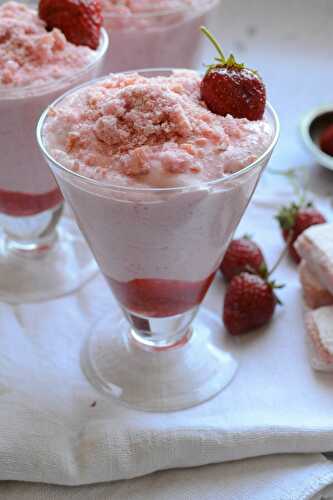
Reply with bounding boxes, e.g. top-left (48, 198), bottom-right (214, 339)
top-left (42, 71), bottom-right (273, 285)
top-left (43, 70), bottom-right (273, 189)
top-left (101, 0), bottom-right (215, 73)
top-left (102, 0), bottom-right (196, 17)
top-left (0, 1), bottom-right (96, 87)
